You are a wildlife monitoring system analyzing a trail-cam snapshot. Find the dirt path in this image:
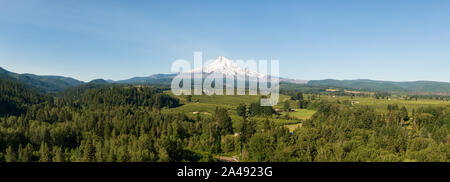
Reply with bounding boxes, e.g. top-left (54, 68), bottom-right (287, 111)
top-left (217, 156), bottom-right (239, 162)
